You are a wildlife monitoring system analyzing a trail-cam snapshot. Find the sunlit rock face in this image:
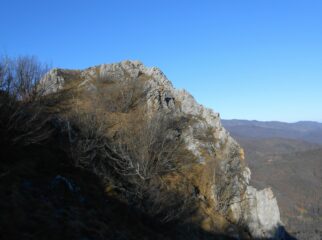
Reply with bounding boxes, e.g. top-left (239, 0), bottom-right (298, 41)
top-left (244, 186), bottom-right (282, 238)
top-left (40, 69), bottom-right (66, 94)
top-left (41, 60), bottom-right (284, 239)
